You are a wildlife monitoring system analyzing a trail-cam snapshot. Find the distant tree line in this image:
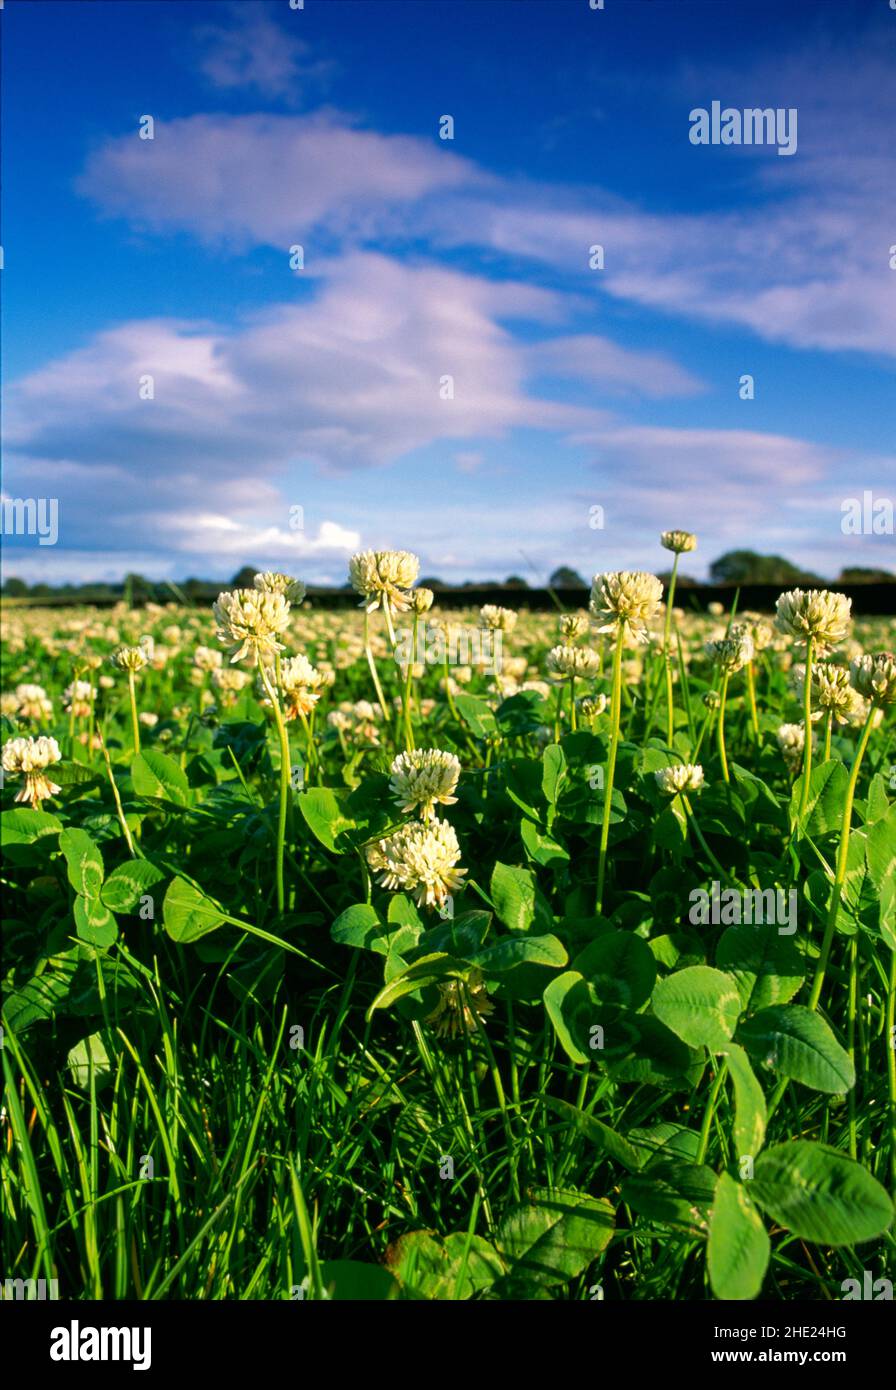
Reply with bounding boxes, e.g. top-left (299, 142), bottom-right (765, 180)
top-left (2, 551), bottom-right (893, 603)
